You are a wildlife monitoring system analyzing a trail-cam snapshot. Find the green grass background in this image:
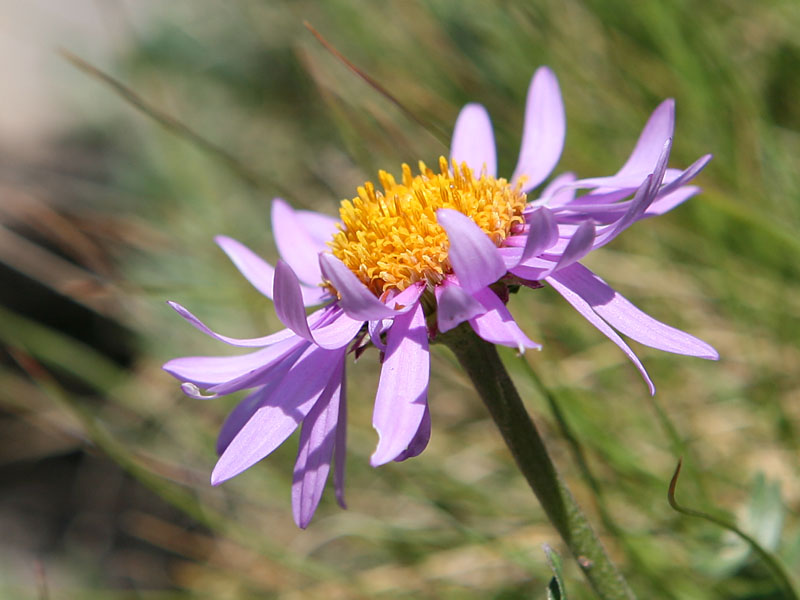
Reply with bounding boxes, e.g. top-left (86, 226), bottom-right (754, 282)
top-left (2, 1), bottom-right (799, 598)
